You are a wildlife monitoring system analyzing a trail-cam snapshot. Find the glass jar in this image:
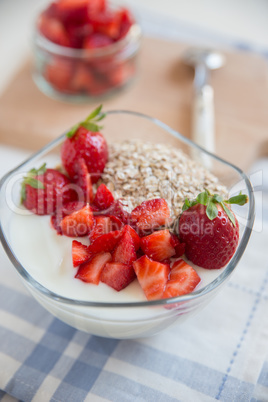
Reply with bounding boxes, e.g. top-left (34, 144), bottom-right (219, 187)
top-left (32, 19), bottom-right (141, 103)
